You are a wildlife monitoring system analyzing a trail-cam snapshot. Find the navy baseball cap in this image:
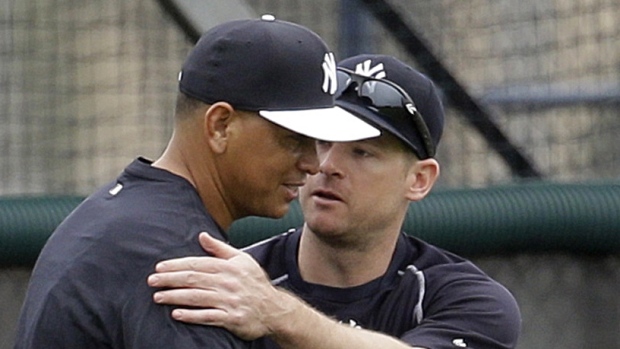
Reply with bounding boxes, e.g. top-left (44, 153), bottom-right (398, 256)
top-left (178, 15), bottom-right (380, 142)
top-left (336, 54), bottom-right (445, 159)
